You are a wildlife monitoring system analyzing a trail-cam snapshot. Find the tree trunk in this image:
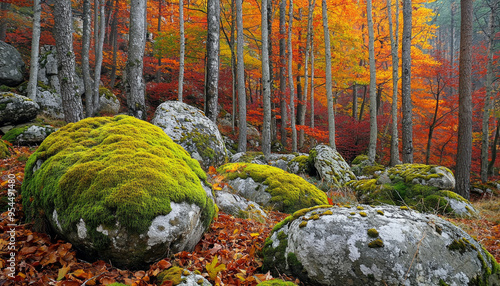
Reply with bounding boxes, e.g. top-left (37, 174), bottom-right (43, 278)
top-left (156, 0), bottom-right (163, 83)
top-left (322, 0), bottom-right (335, 149)
top-left (125, 0), bottom-right (147, 120)
top-left (279, 0), bottom-right (288, 147)
top-left (388, 0), bottom-right (400, 166)
top-left (401, 0), bottom-right (413, 163)
top-left (82, 0), bottom-right (93, 116)
top-left (488, 119), bottom-right (500, 176)
top-left (426, 86), bottom-right (440, 165)
top-left (53, 1), bottom-right (84, 123)
top-left (27, 0), bottom-right (41, 101)
top-left (367, 0), bottom-right (377, 162)
top-left (310, 37), bottom-right (315, 130)
top-left (93, 0), bottom-right (106, 114)
top-left (236, 0), bottom-right (247, 152)
top-left (179, 0), bottom-right (185, 102)
top-left (262, 0), bottom-right (272, 158)
top-left (0, 3), bottom-right (10, 42)
top-left (268, 0), bottom-right (277, 143)
top-left (110, 0), bottom-right (119, 87)
top-left (288, 0), bottom-right (297, 152)
top-left (300, 0), bottom-right (315, 148)
top-left (205, 0), bottom-right (221, 122)
top-left (455, 0), bottom-right (473, 200)
top-left (480, 5), bottom-right (495, 183)
top-left (359, 85), bottom-right (367, 122)
top-left (231, 0), bottom-right (236, 130)
top-left (352, 84), bottom-right (358, 120)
